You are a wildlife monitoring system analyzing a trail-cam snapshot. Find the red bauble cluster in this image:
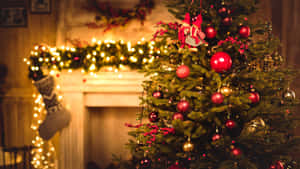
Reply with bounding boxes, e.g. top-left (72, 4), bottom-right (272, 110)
top-left (176, 65), bottom-right (190, 79)
top-left (239, 26), bottom-right (251, 38)
top-left (211, 92), bottom-right (224, 104)
top-left (153, 91), bottom-right (163, 99)
top-left (210, 52), bottom-right (232, 73)
top-left (149, 112), bottom-right (159, 123)
top-left (249, 92), bottom-right (260, 104)
top-left (172, 112), bottom-right (184, 120)
top-left (177, 100), bottom-right (190, 112)
top-left (231, 148), bottom-right (242, 156)
top-left (225, 120), bottom-right (237, 129)
top-left (205, 27), bottom-right (217, 39)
